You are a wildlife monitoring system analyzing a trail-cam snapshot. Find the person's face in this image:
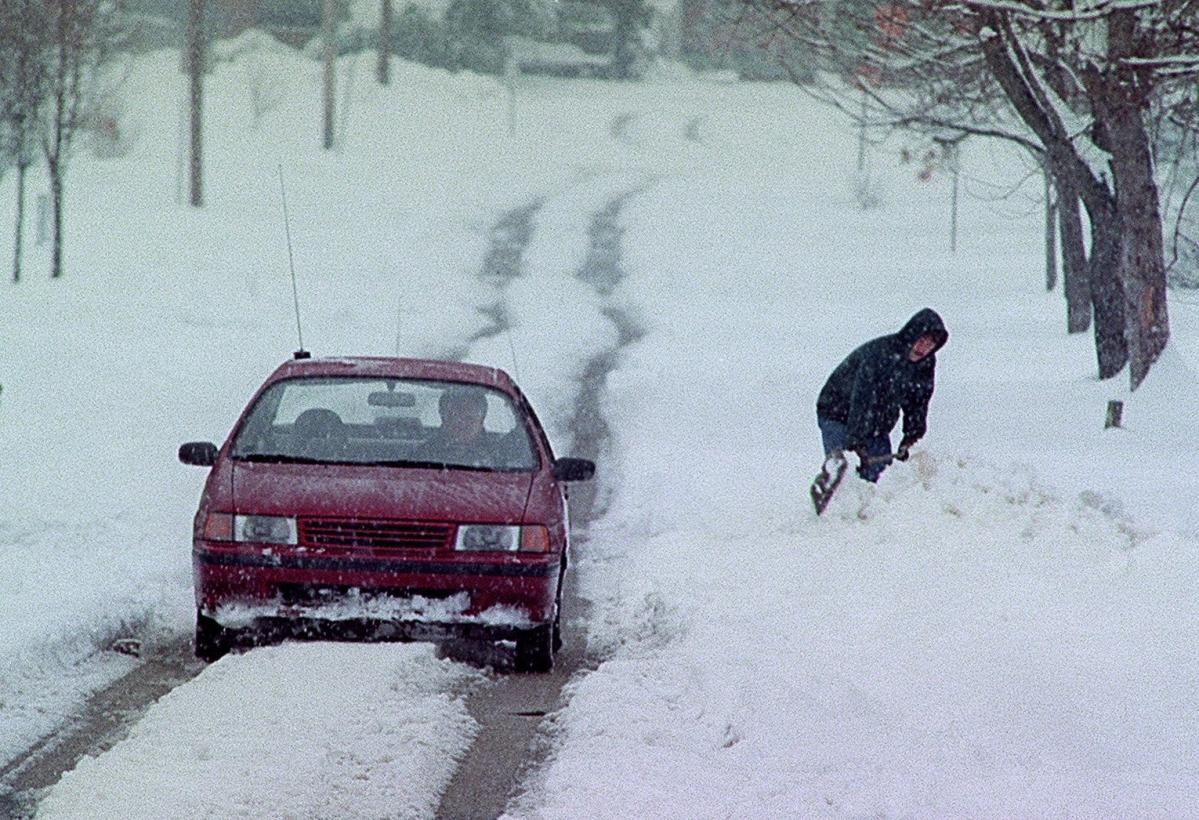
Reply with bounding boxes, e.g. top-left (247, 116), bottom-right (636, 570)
top-left (908, 335), bottom-right (938, 362)
top-left (441, 397), bottom-right (486, 443)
